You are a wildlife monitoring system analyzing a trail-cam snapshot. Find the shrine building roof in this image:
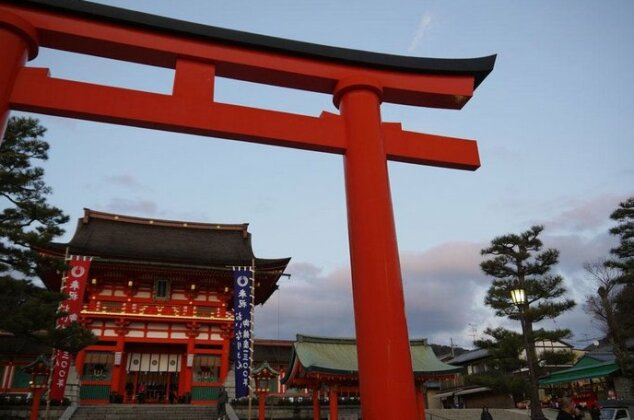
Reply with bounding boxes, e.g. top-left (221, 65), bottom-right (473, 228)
top-left (9, 0), bottom-right (495, 89)
top-left (41, 209), bottom-right (291, 271)
top-left (283, 334), bottom-right (461, 385)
